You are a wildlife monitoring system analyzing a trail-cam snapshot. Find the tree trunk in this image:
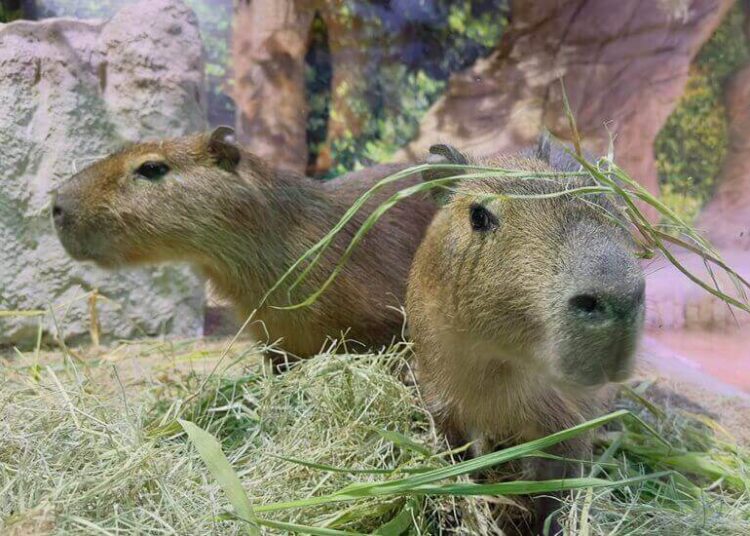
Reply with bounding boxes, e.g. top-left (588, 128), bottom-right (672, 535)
top-left (231, 0), bottom-right (373, 176)
top-left (232, 0), bottom-right (315, 173)
top-left (698, 6), bottom-right (750, 250)
top-left (397, 0), bottom-right (734, 220)
top-left (312, 4), bottom-right (370, 174)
